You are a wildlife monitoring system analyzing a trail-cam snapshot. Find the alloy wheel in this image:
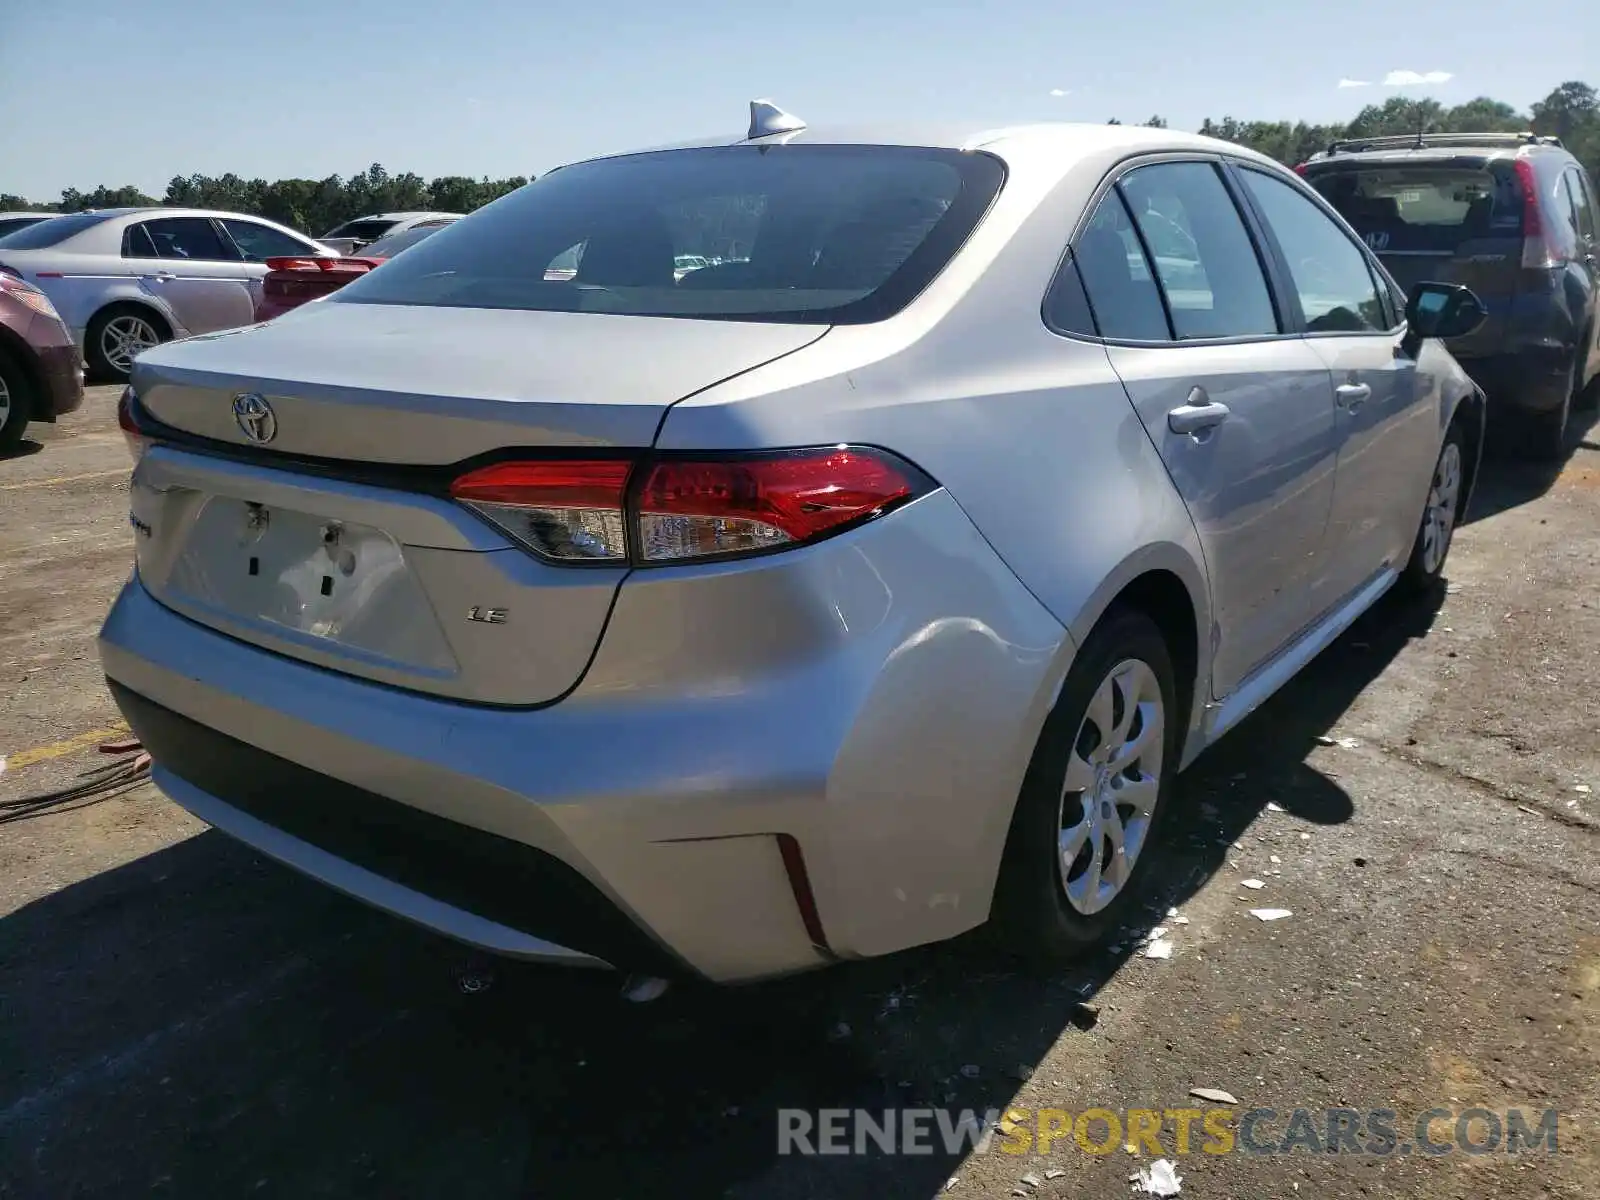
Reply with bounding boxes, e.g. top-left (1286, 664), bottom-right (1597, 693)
top-left (1420, 441), bottom-right (1462, 576)
top-left (0, 370), bottom-right (11, 433)
top-left (1057, 658), bottom-right (1165, 915)
top-left (100, 314), bottom-right (161, 374)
